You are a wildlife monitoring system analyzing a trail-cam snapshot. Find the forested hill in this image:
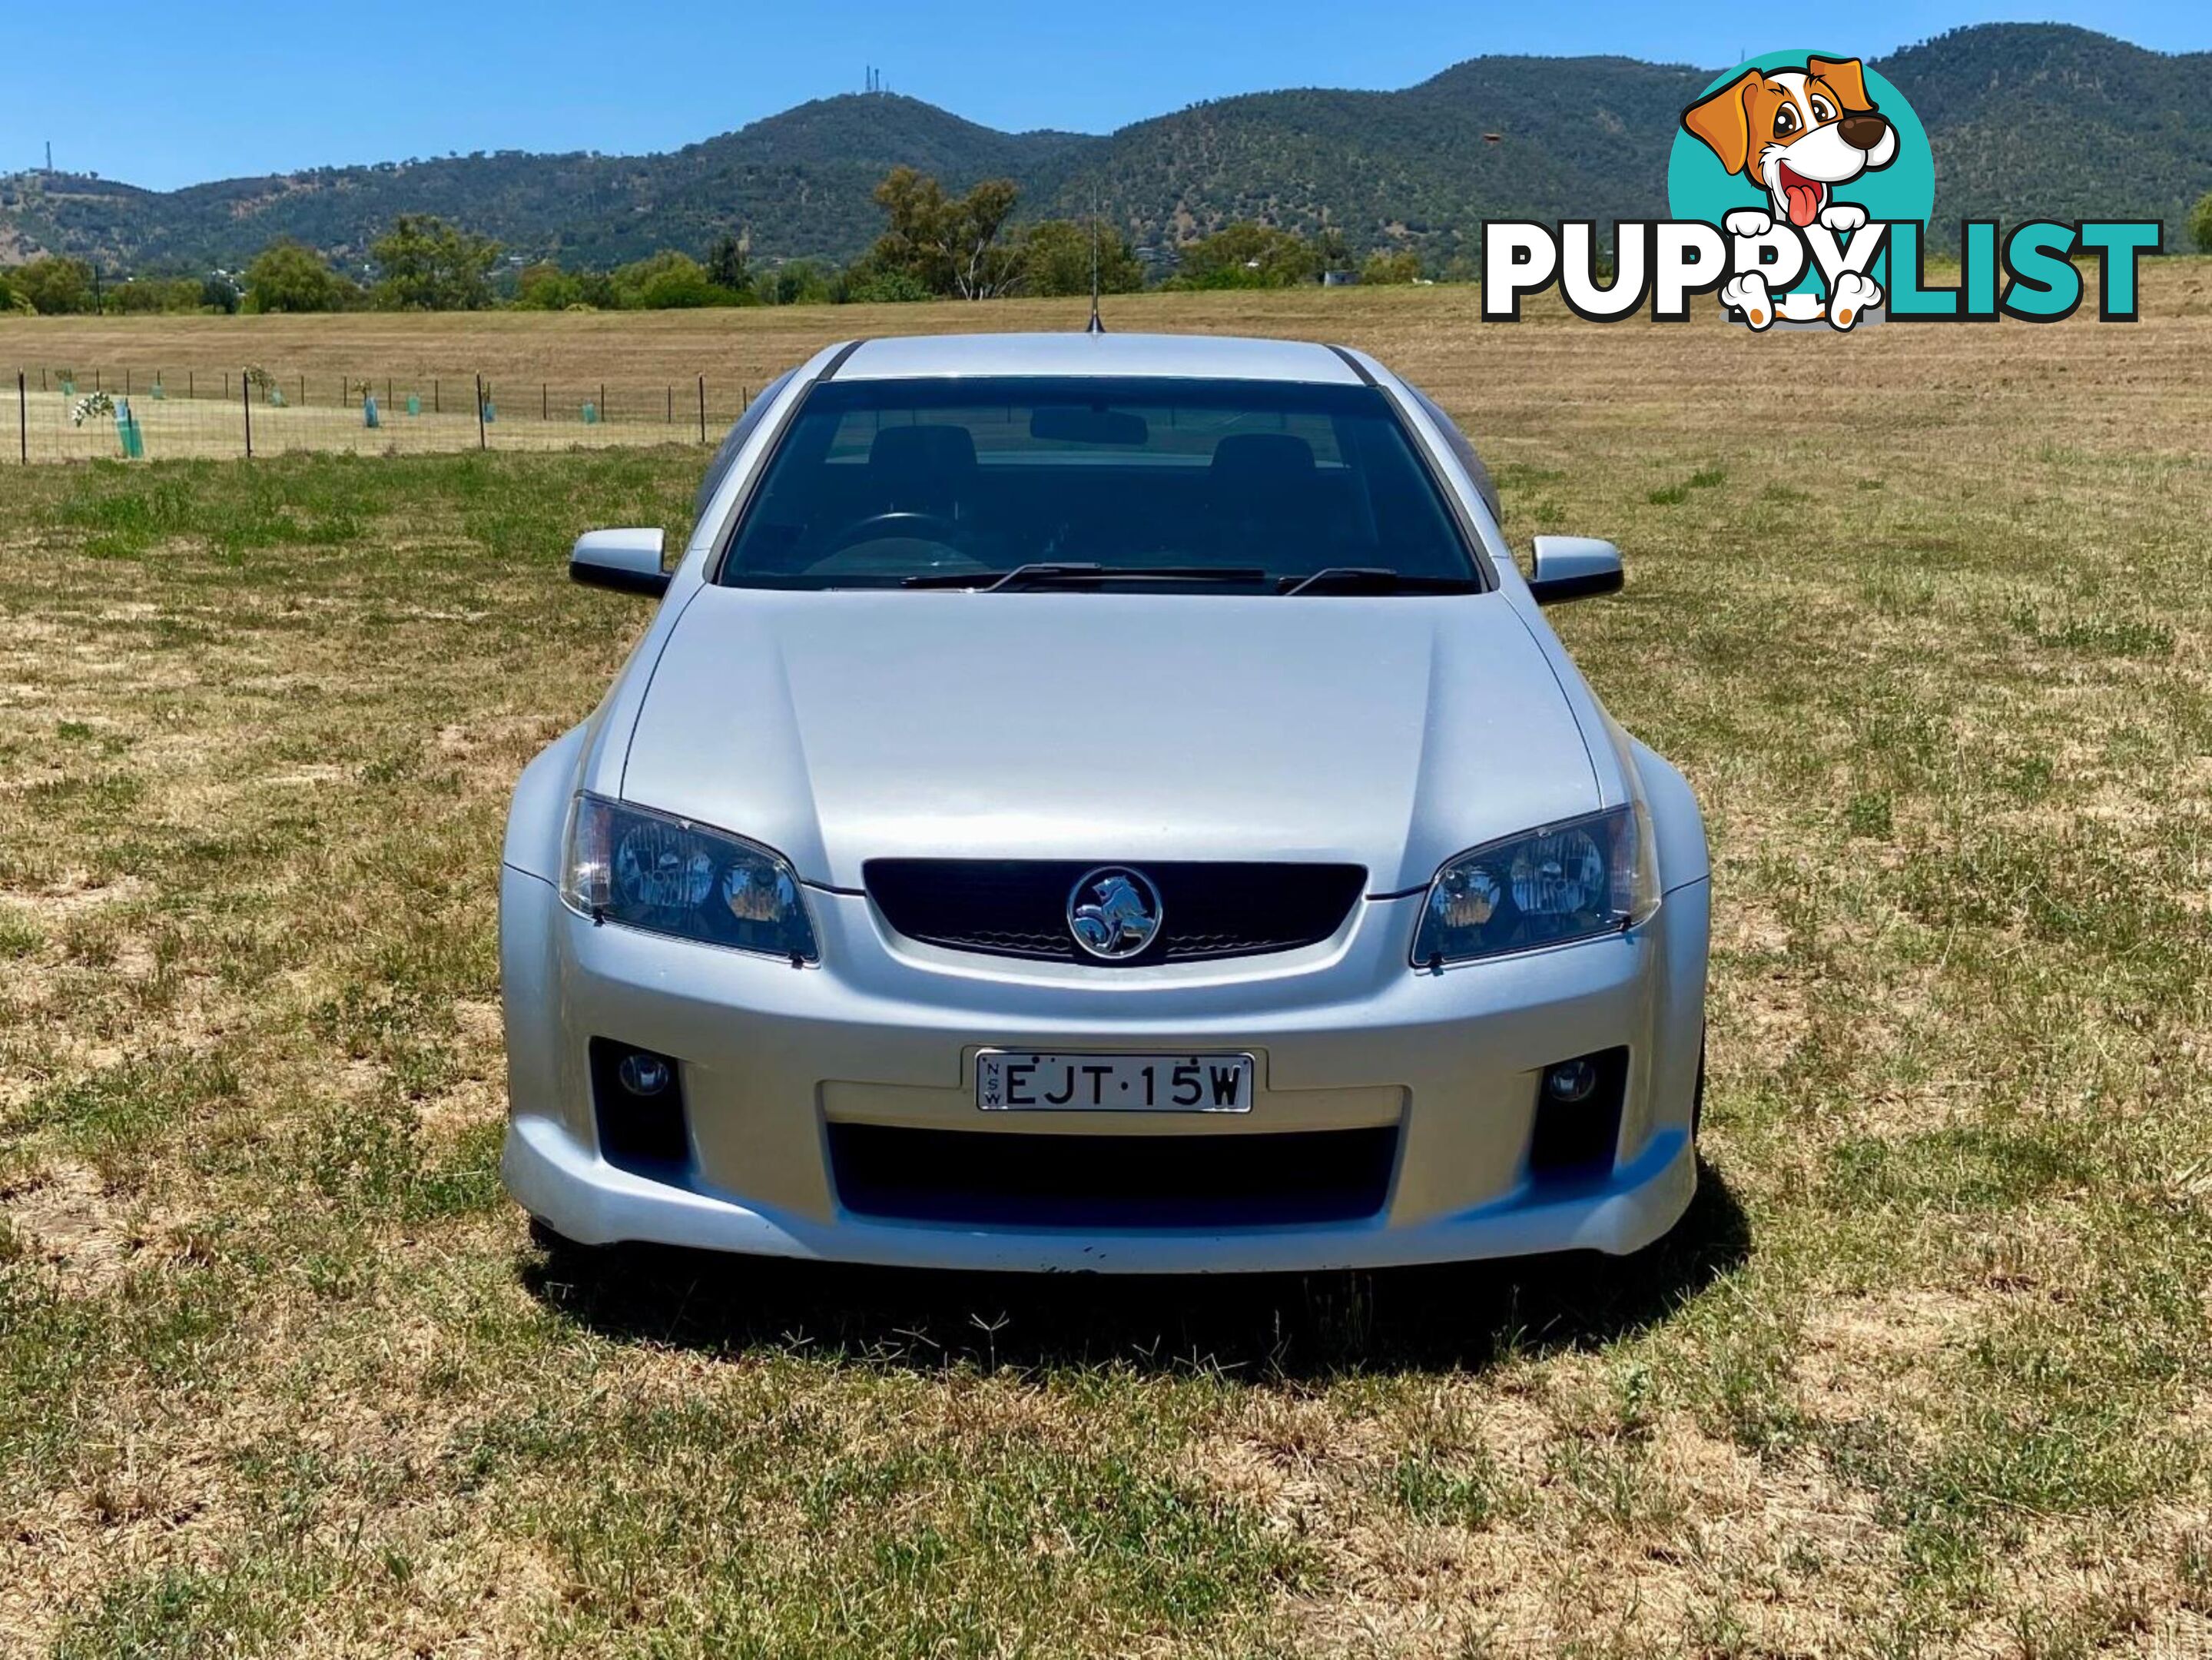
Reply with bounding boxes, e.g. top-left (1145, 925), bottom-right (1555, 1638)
top-left (1, 23), bottom-right (2202, 274)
